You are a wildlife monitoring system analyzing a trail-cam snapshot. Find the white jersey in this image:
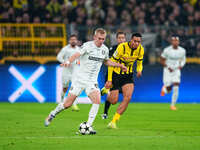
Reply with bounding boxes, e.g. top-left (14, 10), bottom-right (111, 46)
top-left (57, 44), bottom-right (80, 75)
top-left (161, 45), bottom-right (186, 70)
top-left (75, 41), bottom-right (109, 84)
top-left (161, 45), bottom-right (186, 86)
